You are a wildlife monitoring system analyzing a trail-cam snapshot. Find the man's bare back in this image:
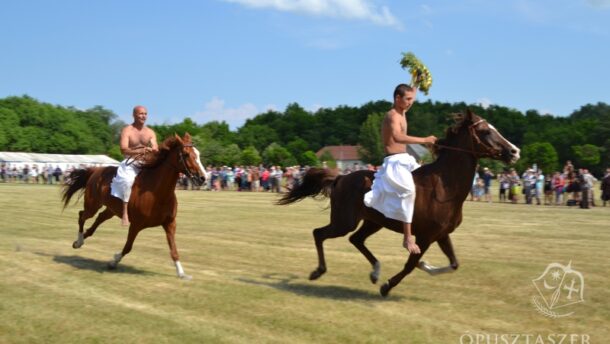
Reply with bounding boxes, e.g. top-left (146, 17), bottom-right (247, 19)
top-left (383, 109), bottom-right (409, 155)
